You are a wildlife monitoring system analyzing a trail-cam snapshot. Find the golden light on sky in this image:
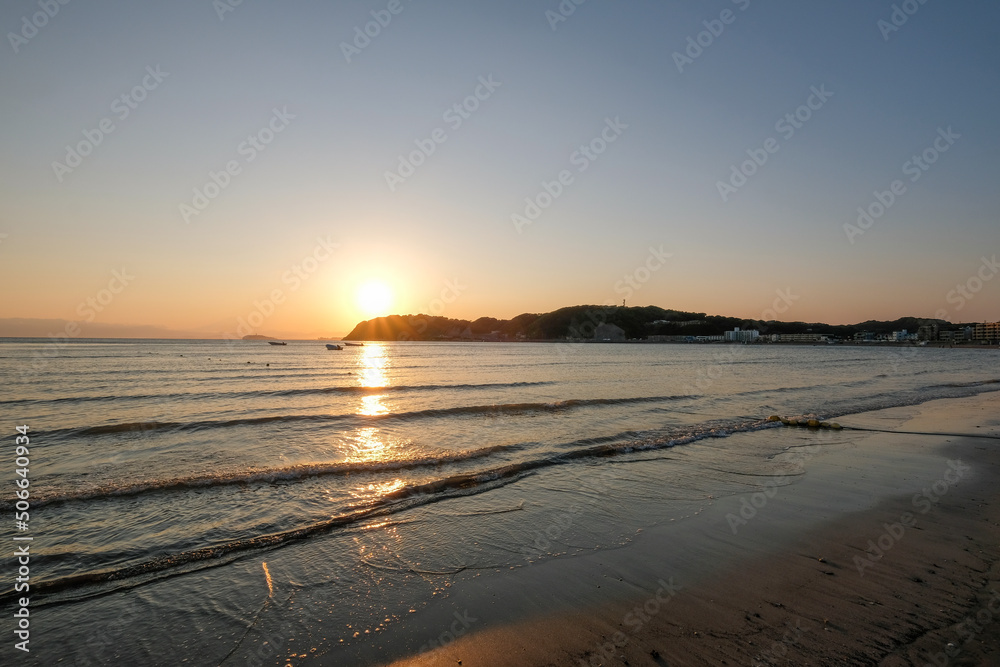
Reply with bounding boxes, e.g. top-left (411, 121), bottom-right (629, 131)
top-left (1, 3), bottom-right (998, 340)
top-left (356, 282), bottom-right (394, 319)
